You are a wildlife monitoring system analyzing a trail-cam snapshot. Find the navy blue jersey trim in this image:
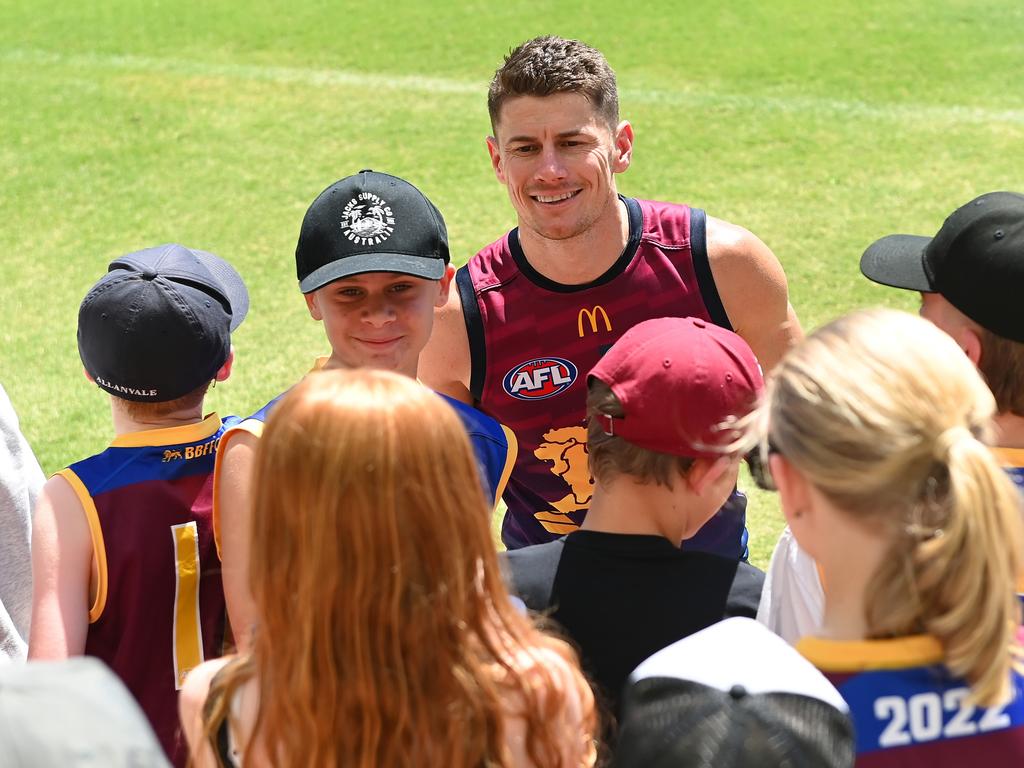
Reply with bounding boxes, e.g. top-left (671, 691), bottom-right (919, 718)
top-left (456, 265), bottom-right (487, 403)
top-left (690, 208), bottom-right (732, 331)
top-left (507, 196), bottom-right (643, 294)
top-left (70, 435), bottom-right (226, 493)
